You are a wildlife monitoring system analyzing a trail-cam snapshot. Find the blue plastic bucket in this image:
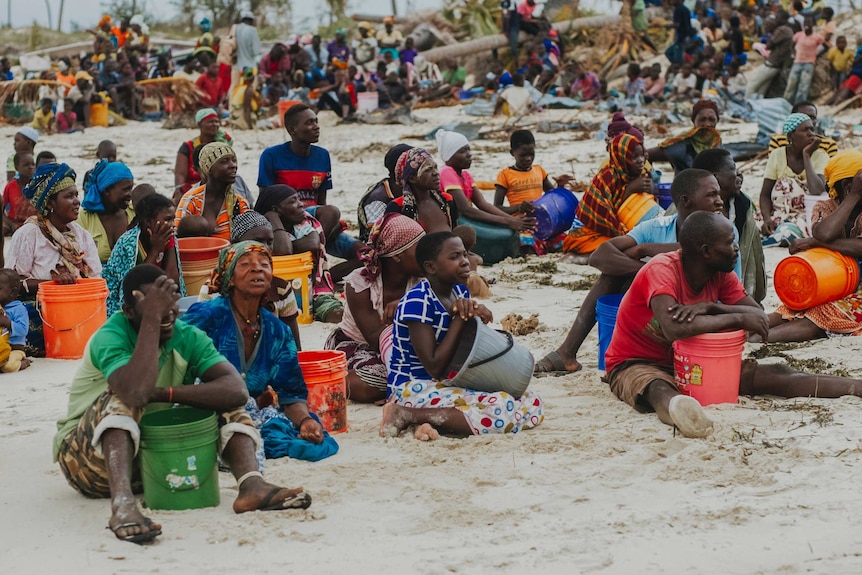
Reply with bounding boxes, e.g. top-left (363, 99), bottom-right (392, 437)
top-left (533, 188), bottom-right (579, 240)
top-left (655, 183), bottom-right (673, 210)
top-left (596, 294), bottom-right (624, 371)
